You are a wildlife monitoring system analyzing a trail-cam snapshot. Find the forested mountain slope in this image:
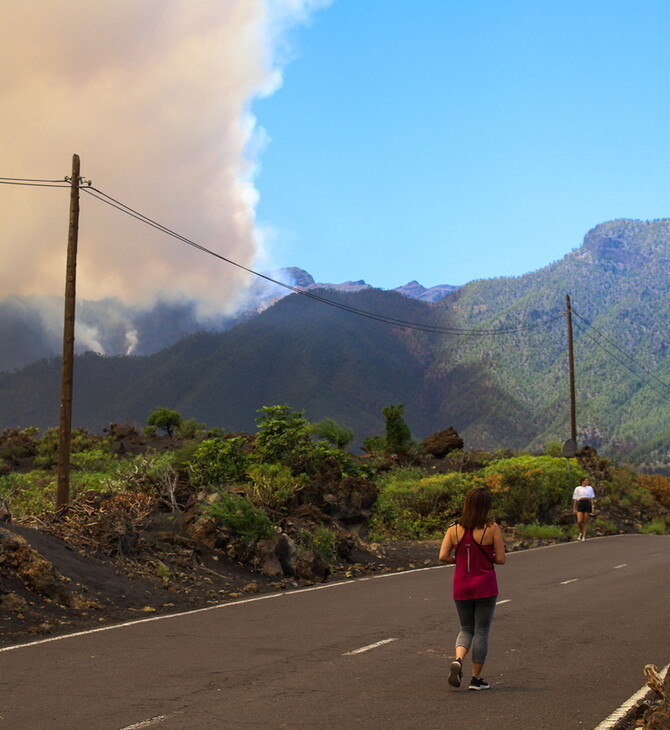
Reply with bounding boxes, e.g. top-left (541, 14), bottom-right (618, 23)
top-left (1, 219), bottom-right (669, 466)
top-left (431, 219), bottom-right (670, 466)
